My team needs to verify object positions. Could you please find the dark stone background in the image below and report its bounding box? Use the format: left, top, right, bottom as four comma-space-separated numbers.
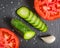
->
0, 0, 60, 48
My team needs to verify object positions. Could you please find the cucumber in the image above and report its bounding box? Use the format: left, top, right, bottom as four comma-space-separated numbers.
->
42, 27, 48, 32
11, 18, 36, 40
36, 21, 43, 28
26, 11, 33, 21
39, 24, 46, 30
17, 7, 30, 18
16, 6, 48, 32
29, 14, 37, 24
32, 18, 40, 26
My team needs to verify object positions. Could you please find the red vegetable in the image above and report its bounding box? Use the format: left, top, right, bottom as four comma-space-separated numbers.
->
34, 0, 60, 20
0, 28, 19, 48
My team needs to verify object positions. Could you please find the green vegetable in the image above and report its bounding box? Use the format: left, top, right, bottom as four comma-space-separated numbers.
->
11, 18, 36, 40
16, 6, 48, 32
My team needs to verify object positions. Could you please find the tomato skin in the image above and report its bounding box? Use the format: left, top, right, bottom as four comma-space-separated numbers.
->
34, 0, 60, 20
0, 28, 20, 48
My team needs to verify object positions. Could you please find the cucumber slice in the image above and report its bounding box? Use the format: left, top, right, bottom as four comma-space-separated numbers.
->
32, 18, 40, 26
39, 24, 46, 30
29, 14, 37, 24
42, 26, 48, 32
26, 11, 33, 21
36, 21, 43, 29
24, 31, 35, 40
17, 7, 30, 18
11, 18, 36, 40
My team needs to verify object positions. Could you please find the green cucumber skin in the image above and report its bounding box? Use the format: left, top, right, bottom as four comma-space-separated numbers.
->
16, 6, 48, 32
11, 19, 35, 39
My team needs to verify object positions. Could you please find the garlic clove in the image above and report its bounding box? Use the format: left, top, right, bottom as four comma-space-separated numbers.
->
41, 35, 56, 44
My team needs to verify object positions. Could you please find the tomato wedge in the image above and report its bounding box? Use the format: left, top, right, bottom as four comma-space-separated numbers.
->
34, 0, 60, 20
0, 28, 19, 48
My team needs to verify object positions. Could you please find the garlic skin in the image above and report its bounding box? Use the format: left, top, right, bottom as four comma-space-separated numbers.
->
41, 35, 56, 44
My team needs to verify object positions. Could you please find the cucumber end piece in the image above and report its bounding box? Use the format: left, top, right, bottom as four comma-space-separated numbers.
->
16, 7, 29, 18
24, 31, 35, 40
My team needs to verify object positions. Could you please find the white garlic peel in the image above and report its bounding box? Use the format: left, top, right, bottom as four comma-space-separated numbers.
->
41, 35, 56, 44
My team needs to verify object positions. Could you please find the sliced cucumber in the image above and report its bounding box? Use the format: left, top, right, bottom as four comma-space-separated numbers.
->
26, 11, 33, 21
39, 24, 46, 30
17, 7, 30, 18
29, 14, 37, 24
24, 31, 35, 39
36, 21, 43, 28
16, 6, 48, 32
42, 26, 48, 32
11, 18, 36, 40
32, 18, 40, 26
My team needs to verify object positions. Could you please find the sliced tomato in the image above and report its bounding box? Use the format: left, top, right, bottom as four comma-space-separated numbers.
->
34, 0, 60, 20
0, 28, 19, 48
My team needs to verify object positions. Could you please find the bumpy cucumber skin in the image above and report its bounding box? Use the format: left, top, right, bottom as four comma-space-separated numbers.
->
11, 19, 35, 40
16, 6, 48, 32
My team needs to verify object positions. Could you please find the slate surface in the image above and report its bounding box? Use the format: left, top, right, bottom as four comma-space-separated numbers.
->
0, 0, 60, 48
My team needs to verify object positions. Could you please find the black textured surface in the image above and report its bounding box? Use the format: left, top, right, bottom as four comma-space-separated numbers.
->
0, 0, 60, 48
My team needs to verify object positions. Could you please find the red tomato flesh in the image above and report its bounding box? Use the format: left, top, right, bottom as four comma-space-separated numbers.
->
34, 0, 60, 20
0, 28, 19, 48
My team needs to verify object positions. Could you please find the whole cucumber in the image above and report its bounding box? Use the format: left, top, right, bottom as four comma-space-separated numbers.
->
11, 18, 36, 40
16, 6, 48, 32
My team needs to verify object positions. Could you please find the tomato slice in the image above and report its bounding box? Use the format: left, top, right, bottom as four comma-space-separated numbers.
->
34, 0, 60, 20
0, 28, 19, 48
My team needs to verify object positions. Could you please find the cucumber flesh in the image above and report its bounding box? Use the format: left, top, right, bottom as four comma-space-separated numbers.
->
29, 14, 37, 24
26, 11, 33, 21
24, 31, 35, 40
42, 26, 48, 32
17, 7, 30, 18
11, 18, 36, 40
32, 18, 40, 26
36, 21, 43, 28
39, 24, 46, 30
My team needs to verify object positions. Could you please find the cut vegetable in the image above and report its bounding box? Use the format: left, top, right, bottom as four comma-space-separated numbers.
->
34, 0, 60, 20
16, 6, 48, 32
32, 18, 40, 26
29, 14, 37, 24
26, 11, 33, 21
17, 6, 30, 19
11, 18, 36, 40
0, 28, 19, 48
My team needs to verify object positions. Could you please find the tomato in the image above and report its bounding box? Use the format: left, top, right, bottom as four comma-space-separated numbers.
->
34, 0, 60, 20
0, 28, 19, 48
